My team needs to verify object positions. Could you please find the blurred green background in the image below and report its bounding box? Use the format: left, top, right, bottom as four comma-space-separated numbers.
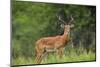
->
12, 1, 96, 65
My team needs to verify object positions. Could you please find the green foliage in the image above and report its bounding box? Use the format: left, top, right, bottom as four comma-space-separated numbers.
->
12, 1, 96, 65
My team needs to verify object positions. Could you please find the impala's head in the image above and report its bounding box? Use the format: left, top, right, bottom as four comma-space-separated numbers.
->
57, 13, 74, 34
58, 14, 74, 27
60, 15, 74, 31
64, 24, 74, 34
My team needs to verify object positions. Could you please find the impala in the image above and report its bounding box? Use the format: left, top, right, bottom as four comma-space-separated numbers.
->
34, 16, 74, 64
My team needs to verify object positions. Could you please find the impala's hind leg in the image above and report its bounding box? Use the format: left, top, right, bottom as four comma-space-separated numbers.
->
35, 49, 44, 64
35, 53, 41, 64
42, 51, 48, 62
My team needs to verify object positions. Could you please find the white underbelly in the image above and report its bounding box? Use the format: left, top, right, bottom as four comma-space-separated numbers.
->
45, 48, 56, 52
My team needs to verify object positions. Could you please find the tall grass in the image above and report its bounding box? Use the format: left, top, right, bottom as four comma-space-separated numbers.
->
12, 49, 95, 65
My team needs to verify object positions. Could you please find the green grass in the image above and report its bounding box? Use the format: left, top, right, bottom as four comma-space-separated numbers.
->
12, 51, 96, 65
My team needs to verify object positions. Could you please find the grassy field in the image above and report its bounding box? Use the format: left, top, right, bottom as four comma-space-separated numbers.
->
12, 49, 95, 65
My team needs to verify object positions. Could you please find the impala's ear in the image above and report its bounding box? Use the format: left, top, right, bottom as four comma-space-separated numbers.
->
60, 24, 64, 28
70, 24, 74, 28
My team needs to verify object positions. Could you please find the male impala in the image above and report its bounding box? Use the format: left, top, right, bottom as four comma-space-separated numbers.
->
34, 16, 74, 64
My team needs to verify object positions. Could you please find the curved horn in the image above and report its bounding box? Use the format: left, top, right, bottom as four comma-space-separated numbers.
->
68, 15, 74, 25
57, 15, 66, 24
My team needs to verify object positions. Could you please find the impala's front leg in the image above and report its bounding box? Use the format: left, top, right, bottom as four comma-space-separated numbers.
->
56, 48, 63, 62
59, 48, 63, 58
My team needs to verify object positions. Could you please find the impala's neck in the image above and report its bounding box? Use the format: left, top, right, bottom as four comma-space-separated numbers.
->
62, 25, 70, 41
